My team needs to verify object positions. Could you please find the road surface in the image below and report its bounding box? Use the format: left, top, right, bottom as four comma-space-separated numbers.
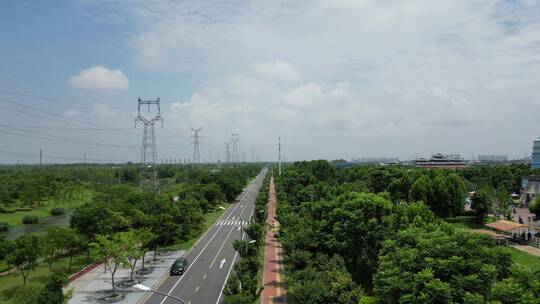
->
144, 168, 267, 304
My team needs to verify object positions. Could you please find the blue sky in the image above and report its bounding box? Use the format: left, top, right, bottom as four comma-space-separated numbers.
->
1, 0, 540, 163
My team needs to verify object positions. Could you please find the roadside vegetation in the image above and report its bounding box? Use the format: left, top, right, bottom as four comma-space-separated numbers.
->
276, 161, 540, 304
0, 163, 260, 303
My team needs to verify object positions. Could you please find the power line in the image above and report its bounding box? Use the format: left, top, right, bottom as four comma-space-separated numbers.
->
0, 97, 107, 129
0, 88, 131, 110
0, 128, 138, 149
0, 149, 131, 162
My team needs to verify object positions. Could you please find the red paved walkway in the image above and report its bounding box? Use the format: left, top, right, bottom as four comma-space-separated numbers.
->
261, 176, 286, 304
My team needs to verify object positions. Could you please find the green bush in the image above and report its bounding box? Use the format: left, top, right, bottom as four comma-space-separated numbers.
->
529, 196, 540, 217
0, 221, 8, 232
0, 206, 16, 213
22, 215, 39, 224
50, 207, 65, 216
15, 207, 33, 211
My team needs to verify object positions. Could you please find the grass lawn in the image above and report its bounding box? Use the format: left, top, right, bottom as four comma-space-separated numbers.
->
0, 190, 93, 227
165, 202, 229, 251
505, 247, 540, 272
0, 253, 91, 304
446, 216, 495, 230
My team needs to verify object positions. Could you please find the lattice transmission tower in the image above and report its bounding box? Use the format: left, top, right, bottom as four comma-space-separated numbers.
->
231, 133, 240, 163
225, 141, 231, 164
190, 127, 203, 164
135, 97, 163, 192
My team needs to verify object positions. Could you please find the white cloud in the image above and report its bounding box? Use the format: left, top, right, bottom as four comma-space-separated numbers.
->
253, 61, 301, 82
92, 103, 119, 118
64, 110, 80, 117
69, 65, 129, 91
80, 0, 540, 160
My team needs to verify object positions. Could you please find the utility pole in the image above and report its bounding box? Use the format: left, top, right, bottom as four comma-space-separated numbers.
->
251, 147, 255, 163
135, 97, 163, 193
39, 149, 42, 166
231, 133, 240, 163
84, 153, 87, 164
278, 137, 282, 176
190, 127, 203, 164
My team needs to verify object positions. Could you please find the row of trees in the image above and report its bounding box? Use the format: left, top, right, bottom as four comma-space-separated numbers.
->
276, 161, 540, 304
90, 228, 153, 292
0, 227, 85, 285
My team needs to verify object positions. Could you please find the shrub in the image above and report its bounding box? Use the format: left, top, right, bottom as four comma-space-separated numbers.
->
0, 221, 8, 232
0, 206, 16, 213
15, 207, 33, 211
22, 215, 39, 224
50, 207, 65, 216
529, 196, 540, 217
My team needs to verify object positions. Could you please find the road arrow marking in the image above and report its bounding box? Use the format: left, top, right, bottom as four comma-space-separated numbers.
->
220, 259, 226, 269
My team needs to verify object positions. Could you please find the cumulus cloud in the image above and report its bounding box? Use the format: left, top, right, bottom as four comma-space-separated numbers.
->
69, 65, 129, 91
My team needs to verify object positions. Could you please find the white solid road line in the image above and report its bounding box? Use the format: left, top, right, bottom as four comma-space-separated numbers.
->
156, 177, 258, 304
216, 251, 239, 304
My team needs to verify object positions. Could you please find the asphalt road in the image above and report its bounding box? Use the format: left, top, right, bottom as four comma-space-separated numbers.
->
144, 168, 267, 304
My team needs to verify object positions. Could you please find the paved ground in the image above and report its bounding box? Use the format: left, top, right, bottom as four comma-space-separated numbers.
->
261, 176, 286, 304
511, 245, 540, 257
68, 250, 184, 304
143, 169, 267, 304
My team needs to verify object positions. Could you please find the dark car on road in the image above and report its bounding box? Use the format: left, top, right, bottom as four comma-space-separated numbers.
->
170, 257, 188, 275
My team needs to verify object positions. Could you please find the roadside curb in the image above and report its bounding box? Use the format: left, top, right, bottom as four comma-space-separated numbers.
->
69, 259, 103, 282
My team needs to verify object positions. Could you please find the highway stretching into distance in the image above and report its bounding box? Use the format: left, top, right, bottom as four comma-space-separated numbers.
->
144, 168, 267, 304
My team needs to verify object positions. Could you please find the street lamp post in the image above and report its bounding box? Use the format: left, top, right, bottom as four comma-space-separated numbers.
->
133, 284, 187, 304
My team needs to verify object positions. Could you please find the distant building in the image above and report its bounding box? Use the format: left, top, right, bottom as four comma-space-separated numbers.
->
354, 157, 399, 164
532, 138, 540, 169
416, 153, 468, 169
478, 155, 508, 163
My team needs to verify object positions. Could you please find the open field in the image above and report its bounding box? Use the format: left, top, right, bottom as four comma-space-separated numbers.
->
506, 247, 540, 272
0, 190, 93, 227
0, 254, 90, 304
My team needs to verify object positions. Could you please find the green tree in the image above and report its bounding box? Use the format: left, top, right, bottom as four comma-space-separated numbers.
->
7, 234, 41, 285
373, 225, 512, 303
12, 286, 41, 304
43, 227, 75, 273
37, 272, 70, 304
90, 234, 127, 292
120, 228, 153, 281
71, 202, 127, 260
409, 175, 431, 204
471, 190, 491, 223
529, 195, 540, 218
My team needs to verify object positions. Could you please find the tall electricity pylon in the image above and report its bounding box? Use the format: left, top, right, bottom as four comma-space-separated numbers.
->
225, 141, 231, 164
190, 127, 203, 164
278, 136, 282, 176
135, 97, 163, 192
231, 133, 240, 163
